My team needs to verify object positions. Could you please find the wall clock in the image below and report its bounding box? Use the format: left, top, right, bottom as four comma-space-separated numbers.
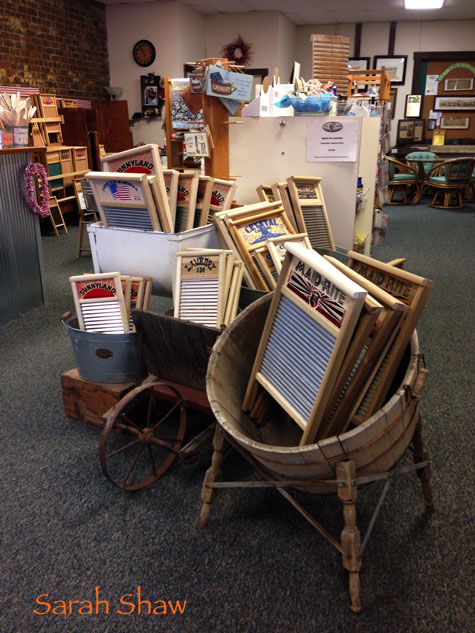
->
133, 40, 156, 67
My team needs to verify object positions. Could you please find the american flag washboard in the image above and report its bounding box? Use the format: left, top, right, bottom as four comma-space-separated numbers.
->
287, 176, 335, 251
347, 250, 434, 421
163, 169, 179, 226
174, 250, 226, 328
243, 242, 367, 446
86, 172, 161, 231
101, 144, 172, 231
175, 172, 199, 232
70, 273, 129, 334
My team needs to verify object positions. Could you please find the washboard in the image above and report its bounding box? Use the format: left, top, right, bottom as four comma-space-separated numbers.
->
227, 205, 295, 291
256, 184, 277, 203
86, 172, 161, 231
163, 169, 179, 226
175, 172, 199, 232
287, 176, 335, 251
70, 273, 129, 334
100, 144, 171, 232
348, 251, 434, 422
208, 178, 237, 221
319, 255, 408, 439
174, 249, 228, 328
243, 242, 367, 445
194, 176, 214, 227
271, 182, 299, 232
266, 233, 312, 274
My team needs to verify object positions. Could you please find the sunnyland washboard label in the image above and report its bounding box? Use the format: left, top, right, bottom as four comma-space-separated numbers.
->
75, 278, 118, 299
108, 150, 155, 174
286, 258, 348, 328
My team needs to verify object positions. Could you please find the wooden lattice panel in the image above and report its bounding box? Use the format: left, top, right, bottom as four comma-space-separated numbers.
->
311, 34, 350, 95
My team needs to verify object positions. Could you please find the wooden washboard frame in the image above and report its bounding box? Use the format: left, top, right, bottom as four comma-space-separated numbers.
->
347, 250, 434, 422
175, 172, 199, 232
195, 176, 214, 227
86, 171, 161, 231
319, 255, 409, 439
266, 233, 312, 273
174, 249, 228, 328
163, 169, 179, 226
256, 184, 277, 203
271, 182, 299, 231
208, 178, 237, 221
101, 143, 172, 231
70, 272, 129, 334
243, 242, 367, 445
287, 176, 335, 251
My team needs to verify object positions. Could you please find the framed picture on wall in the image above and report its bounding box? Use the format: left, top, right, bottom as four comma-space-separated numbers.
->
397, 119, 414, 143
434, 96, 475, 111
428, 118, 437, 131
389, 87, 397, 119
444, 78, 474, 91
374, 55, 407, 85
405, 94, 422, 118
440, 116, 470, 129
413, 120, 425, 142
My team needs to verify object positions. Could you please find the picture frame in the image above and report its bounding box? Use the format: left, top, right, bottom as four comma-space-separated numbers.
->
397, 119, 414, 143
413, 120, 425, 142
405, 94, 422, 118
389, 87, 397, 119
432, 130, 446, 146
348, 57, 371, 90
440, 116, 470, 130
374, 55, 407, 86
428, 119, 437, 131
434, 96, 475, 111
444, 78, 473, 92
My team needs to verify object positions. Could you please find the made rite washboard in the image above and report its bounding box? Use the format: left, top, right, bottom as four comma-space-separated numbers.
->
243, 242, 367, 446
70, 272, 129, 334
287, 176, 335, 251
86, 171, 161, 231
347, 250, 434, 422
101, 144, 172, 231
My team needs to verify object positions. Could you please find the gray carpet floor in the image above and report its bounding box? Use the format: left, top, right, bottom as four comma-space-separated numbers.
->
1, 201, 474, 633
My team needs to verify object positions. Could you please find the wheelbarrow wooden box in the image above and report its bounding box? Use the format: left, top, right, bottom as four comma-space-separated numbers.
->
61, 368, 135, 429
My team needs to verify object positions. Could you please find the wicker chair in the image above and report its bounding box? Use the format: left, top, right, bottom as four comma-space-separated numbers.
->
385, 156, 418, 205
422, 157, 474, 209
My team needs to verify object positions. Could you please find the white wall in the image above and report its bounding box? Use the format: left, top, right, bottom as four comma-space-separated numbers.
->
106, 1, 205, 146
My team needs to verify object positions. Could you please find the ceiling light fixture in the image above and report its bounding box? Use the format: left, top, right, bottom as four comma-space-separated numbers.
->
405, 0, 444, 9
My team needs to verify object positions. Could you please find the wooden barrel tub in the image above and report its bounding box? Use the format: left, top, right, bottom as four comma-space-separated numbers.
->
206, 292, 426, 495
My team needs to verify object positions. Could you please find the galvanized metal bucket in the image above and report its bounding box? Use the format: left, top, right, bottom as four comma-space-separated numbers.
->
63, 316, 137, 383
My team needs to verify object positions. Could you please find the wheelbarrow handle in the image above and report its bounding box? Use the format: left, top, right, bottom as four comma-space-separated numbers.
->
60, 311, 73, 327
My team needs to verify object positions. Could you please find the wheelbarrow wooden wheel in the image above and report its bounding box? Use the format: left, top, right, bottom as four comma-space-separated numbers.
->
99, 381, 186, 491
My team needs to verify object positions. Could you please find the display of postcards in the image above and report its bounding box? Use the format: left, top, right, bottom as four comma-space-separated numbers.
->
243, 242, 367, 446
286, 176, 335, 251
86, 171, 161, 231
70, 272, 129, 334
175, 172, 199, 232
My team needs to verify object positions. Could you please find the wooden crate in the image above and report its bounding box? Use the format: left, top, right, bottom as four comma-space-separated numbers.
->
61, 368, 135, 429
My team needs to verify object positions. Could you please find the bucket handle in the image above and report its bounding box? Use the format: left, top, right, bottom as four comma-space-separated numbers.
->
60, 310, 73, 330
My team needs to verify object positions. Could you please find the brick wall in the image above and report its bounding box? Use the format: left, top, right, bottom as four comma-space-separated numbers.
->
0, 0, 110, 100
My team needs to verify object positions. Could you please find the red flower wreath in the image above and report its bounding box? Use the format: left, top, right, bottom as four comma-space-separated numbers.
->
221, 35, 253, 66
24, 162, 50, 218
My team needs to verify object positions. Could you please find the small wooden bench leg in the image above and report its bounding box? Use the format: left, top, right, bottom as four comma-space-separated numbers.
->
336, 460, 363, 613
412, 418, 434, 509
200, 424, 227, 527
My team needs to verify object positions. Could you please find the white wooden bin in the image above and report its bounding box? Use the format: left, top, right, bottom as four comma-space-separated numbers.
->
88, 223, 219, 297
